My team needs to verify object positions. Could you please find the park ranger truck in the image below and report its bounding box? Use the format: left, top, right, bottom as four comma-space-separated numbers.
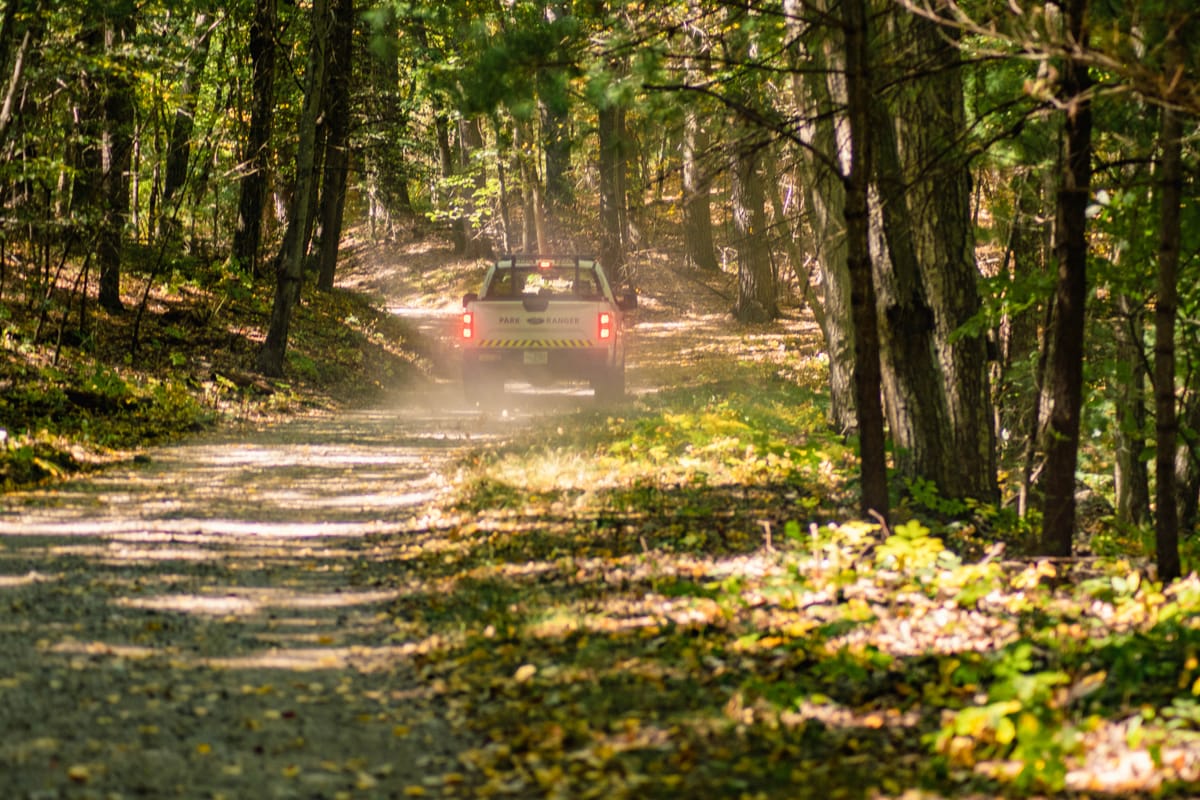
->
460, 255, 637, 403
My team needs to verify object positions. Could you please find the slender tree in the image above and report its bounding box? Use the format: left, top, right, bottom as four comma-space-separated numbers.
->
597, 100, 628, 277
870, 89, 956, 496
316, 0, 353, 292
785, 0, 858, 434
160, 8, 215, 242
92, 8, 137, 313
1154, 14, 1185, 583
730, 136, 777, 322
897, 9, 996, 502
1040, 0, 1093, 557
681, 4, 719, 272
257, 0, 331, 377
842, 0, 889, 519
233, 0, 277, 278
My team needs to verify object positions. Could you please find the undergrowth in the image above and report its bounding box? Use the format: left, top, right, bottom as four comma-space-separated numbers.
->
0, 254, 426, 490
437, 359, 1200, 797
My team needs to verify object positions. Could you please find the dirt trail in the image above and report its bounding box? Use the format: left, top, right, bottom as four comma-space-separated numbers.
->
0, 383, 535, 798
0, 241, 813, 798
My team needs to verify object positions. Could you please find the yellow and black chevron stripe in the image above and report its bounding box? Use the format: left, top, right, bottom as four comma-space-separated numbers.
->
476, 338, 592, 348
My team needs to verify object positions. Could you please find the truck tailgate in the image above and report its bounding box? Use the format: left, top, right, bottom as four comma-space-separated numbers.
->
474, 301, 601, 348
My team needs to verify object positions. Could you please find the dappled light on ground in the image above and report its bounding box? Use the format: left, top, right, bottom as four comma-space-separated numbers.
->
4, 265, 1200, 797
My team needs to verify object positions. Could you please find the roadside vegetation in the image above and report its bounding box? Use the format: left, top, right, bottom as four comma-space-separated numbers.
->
0, 244, 427, 490
400, 347, 1200, 797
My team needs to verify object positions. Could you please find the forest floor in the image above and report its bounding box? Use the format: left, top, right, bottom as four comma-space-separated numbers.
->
3, 233, 1200, 798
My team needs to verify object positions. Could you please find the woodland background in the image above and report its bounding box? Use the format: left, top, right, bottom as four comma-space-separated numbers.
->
0, 0, 1198, 573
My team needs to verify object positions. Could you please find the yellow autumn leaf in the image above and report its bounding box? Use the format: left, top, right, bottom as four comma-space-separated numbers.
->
514, 663, 537, 683
67, 764, 91, 783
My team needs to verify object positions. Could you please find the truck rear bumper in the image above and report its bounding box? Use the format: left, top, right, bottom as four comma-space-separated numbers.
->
463, 347, 613, 383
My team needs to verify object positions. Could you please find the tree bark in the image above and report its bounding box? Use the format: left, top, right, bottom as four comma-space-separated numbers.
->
1040, 0, 1092, 557
898, 12, 997, 502
785, 0, 857, 434
455, 118, 492, 259
1154, 18, 1184, 583
870, 100, 955, 496
256, 0, 330, 377
433, 111, 469, 254
999, 173, 1052, 518
598, 102, 627, 280
842, 0, 888, 520
730, 139, 777, 323
513, 116, 546, 253
681, 9, 719, 273
767, 171, 825, 331
97, 13, 137, 313
234, 0, 277, 278
316, 0, 353, 292
1113, 292, 1150, 525
682, 105, 719, 272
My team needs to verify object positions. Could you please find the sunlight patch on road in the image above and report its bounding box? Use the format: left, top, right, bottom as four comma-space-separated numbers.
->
0, 571, 58, 588
12, 519, 396, 540
116, 587, 401, 617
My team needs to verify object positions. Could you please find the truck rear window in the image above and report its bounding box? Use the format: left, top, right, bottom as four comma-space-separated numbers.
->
483, 265, 603, 300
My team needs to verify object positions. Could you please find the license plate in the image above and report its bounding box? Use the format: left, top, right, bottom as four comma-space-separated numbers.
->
524, 350, 548, 365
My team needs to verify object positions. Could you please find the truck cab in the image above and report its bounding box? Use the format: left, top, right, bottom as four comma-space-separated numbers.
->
460, 255, 636, 403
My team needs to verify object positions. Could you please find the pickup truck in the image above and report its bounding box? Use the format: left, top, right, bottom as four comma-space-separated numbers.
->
460, 255, 637, 403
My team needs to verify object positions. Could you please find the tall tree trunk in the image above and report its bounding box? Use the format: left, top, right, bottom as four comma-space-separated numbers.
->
785, 0, 857, 434
598, 102, 627, 280
1113, 292, 1150, 525
842, 0, 888, 520
767, 172, 825, 330
681, 105, 718, 272
316, 0, 353, 292
513, 116, 546, 253
681, 7, 719, 273
1154, 18, 1184, 583
1040, 0, 1092, 557
493, 117, 514, 252
1000, 173, 1052, 518
160, 9, 214, 243
234, 0, 276, 278
1174, 397, 1200, 534
540, 0, 572, 211
899, 12, 997, 502
461, 118, 493, 258
97, 14, 136, 313
730, 139, 777, 323
256, 0, 330, 377
870, 100, 955, 496
434, 112, 466, 253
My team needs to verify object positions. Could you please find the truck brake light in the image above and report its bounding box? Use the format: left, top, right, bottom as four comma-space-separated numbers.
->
598, 311, 613, 341
462, 311, 475, 340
